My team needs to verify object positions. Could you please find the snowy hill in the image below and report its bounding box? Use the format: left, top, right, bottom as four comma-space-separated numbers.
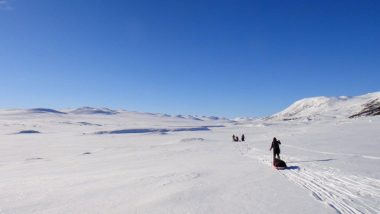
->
269, 92, 380, 121
69, 107, 119, 115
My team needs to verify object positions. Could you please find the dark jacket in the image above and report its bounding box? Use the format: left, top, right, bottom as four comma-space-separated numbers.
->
270, 139, 281, 153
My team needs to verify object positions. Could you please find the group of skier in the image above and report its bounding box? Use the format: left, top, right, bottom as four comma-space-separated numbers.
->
232, 134, 245, 142
231, 134, 286, 169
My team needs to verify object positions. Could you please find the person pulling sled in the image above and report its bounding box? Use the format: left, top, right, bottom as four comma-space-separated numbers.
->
270, 137, 281, 161
270, 137, 287, 169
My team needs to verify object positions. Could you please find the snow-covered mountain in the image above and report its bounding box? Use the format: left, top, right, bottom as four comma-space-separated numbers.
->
69, 107, 119, 115
269, 92, 380, 121
0, 107, 230, 122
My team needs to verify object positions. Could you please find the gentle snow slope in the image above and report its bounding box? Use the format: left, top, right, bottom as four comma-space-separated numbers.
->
0, 107, 379, 214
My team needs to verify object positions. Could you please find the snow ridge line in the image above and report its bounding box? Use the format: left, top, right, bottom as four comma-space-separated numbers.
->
233, 141, 380, 214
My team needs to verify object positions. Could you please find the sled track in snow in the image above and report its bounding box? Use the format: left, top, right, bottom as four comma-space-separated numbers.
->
283, 167, 380, 214
283, 144, 380, 161
234, 141, 380, 214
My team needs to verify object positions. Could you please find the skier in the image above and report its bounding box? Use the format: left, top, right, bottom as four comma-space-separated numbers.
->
269, 137, 281, 161
232, 135, 236, 142
241, 134, 245, 142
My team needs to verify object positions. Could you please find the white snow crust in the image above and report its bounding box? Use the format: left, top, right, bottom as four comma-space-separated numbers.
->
1, 94, 379, 214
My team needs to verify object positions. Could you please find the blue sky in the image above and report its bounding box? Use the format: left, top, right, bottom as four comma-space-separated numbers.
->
0, 0, 379, 117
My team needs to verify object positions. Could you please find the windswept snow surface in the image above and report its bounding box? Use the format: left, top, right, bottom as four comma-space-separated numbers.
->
0, 108, 379, 214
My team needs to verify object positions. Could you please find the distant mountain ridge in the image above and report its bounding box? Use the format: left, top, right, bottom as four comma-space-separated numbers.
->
2, 92, 379, 121
69, 107, 118, 115
270, 92, 380, 121
28, 108, 66, 114
0, 107, 229, 122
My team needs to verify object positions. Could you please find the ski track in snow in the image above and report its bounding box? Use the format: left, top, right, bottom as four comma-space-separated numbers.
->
233, 140, 380, 214
283, 144, 380, 161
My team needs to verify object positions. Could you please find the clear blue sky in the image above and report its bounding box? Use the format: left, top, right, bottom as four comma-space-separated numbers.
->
0, 0, 379, 117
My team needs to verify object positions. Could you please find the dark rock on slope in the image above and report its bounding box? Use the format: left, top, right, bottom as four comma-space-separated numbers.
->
29, 108, 66, 114
349, 99, 380, 118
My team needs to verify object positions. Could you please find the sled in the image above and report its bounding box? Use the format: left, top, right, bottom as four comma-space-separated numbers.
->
273, 158, 287, 170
